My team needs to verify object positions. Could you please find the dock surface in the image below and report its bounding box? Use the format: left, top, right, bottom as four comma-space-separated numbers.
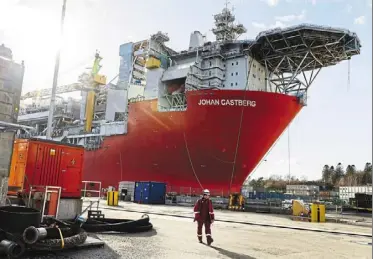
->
25, 202, 372, 258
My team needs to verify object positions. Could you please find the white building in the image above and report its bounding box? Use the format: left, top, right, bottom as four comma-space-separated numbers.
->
286, 185, 319, 196
339, 186, 372, 202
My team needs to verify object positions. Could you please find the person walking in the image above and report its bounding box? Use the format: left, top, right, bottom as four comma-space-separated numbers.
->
193, 189, 215, 245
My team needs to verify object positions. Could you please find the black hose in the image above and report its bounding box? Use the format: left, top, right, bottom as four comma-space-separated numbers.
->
0, 239, 25, 258
1, 213, 153, 256
0, 213, 90, 256
29, 228, 87, 251
43, 217, 72, 228
22, 227, 48, 244
72, 214, 153, 233
22, 227, 76, 245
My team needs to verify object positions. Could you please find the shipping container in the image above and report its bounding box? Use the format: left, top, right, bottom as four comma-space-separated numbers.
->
319, 191, 330, 197
145, 57, 161, 69
134, 181, 166, 204
118, 181, 135, 201
8, 138, 84, 198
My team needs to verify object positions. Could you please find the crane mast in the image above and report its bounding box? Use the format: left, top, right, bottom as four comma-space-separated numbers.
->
84, 52, 107, 133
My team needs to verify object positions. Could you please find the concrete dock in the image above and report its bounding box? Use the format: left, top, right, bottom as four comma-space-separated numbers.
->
25, 201, 371, 259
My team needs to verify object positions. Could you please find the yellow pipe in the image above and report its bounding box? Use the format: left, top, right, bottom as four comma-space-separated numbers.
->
84, 52, 104, 133
85, 90, 96, 132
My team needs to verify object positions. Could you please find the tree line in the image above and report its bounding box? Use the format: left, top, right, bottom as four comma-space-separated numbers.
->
248, 162, 372, 191
322, 162, 372, 187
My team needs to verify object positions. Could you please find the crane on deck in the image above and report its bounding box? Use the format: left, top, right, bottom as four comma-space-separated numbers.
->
21, 52, 107, 133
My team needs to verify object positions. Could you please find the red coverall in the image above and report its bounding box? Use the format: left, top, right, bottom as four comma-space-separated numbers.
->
193, 198, 215, 243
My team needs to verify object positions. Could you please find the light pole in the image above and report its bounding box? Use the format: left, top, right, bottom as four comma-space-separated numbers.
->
46, 0, 67, 139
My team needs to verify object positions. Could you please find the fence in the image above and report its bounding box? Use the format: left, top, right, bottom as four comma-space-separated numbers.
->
165, 189, 371, 213
81, 181, 102, 199
166, 186, 231, 197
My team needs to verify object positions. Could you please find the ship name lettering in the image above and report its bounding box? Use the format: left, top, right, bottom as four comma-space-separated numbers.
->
198, 99, 220, 106
198, 99, 256, 107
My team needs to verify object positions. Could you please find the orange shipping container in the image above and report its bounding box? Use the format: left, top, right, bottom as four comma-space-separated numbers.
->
8, 139, 84, 198
319, 191, 330, 197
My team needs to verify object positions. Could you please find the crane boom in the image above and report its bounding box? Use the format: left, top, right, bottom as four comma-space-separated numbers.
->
21, 83, 84, 100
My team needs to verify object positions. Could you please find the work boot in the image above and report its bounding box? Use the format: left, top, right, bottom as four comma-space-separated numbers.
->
198, 236, 203, 243
207, 235, 213, 246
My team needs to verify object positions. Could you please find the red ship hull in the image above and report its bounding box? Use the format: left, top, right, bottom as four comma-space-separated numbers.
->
82, 90, 302, 195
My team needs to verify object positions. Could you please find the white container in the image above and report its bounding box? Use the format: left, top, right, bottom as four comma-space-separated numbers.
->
119, 181, 135, 201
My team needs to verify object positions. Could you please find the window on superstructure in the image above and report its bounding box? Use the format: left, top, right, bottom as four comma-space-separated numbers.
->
236, 61, 238, 65
235, 82, 238, 86
209, 61, 212, 67
114, 112, 126, 121
253, 74, 256, 78
236, 72, 238, 76
232, 62, 234, 66
231, 73, 233, 76
231, 83, 233, 86
209, 71, 212, 76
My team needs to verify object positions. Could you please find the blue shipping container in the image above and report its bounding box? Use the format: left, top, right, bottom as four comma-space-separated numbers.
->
134, 181, 166, 204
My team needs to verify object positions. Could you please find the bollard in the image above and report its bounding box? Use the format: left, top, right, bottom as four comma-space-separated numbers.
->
311, 203, 325, 223
107, 191, 119, 206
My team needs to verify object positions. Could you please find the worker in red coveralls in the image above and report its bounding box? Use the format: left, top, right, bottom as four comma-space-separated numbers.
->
193, 189, 214, 245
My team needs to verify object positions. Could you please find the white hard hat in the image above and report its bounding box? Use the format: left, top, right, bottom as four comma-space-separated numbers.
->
203, 189, 210, 195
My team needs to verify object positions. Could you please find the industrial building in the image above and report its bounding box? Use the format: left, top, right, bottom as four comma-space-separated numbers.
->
286, 185, 320, 196
0, 44, 24, 123
0, 44, 25, 205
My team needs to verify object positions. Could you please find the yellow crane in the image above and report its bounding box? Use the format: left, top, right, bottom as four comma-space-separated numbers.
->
20, 52, 107, 133
84, 52, 107, 133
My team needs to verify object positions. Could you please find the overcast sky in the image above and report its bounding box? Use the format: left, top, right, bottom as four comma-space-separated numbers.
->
0, 0, 371, 180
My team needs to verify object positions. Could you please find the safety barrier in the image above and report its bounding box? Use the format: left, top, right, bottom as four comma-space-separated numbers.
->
81, 181, 102, 213
27, 185, 62, 221
81, 181, 102, 199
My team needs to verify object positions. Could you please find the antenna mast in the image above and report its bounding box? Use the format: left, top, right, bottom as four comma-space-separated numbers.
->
212, 1, 247, 41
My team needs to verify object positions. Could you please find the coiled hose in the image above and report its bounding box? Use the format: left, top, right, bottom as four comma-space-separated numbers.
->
28, 227, 87, 251
0, 219, 87, 258
23, 226, 77, 244
66, 214, 153, 233
24, 219, 88, 251
1, 214, 153, 257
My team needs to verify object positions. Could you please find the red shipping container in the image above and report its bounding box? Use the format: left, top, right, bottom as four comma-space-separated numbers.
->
8, 138, 84, 198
